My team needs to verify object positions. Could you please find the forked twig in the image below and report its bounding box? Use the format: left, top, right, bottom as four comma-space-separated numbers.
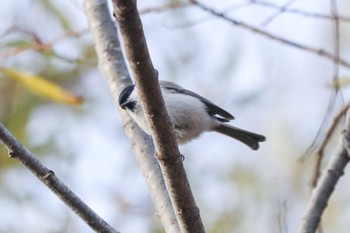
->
190, 0, 350, 69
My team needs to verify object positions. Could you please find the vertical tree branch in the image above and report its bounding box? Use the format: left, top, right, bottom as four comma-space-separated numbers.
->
310, 0, 343, 189
0, 124, 119, 233
83, 0, 181, 232
298, 3, 346, 232
112, 0, 205, 232
330, 0, 341, 91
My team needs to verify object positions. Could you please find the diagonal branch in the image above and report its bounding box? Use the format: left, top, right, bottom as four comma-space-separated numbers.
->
299, 3, 345, 232
308, 0, 343, 188
0, 123, 118, 233
112, 0, 205, 232
311, 102, 350, 188
251, 0, 350, 22
298, 114, 350, 233
83, 0, 181, 232
190, 0, 350, 69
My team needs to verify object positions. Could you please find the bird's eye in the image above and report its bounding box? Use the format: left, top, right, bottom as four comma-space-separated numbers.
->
121, 101, 136, 111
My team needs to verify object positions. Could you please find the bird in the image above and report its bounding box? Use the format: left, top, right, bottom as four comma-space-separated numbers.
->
118, 81, 266, 150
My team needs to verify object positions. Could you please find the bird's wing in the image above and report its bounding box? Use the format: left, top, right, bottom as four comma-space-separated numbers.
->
160, 81, 234, 121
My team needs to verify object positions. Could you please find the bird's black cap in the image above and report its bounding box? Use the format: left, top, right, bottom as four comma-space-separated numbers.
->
118, 85, 135, 109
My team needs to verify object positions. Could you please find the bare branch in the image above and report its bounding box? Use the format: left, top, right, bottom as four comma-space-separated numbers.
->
300, 92, 340, 163
139, 2, 190, 14
330, 0, 341, 89
112, 0, 205, 232
83, 0, 181, 232
191, 0, 350, 69
298, 115, 350, 233
0, 123, 119, 233
311, 103, 350, 187
296, 2, 350, 232
260, 0, 297, 27
0, 27, 89, 59
251, 0, 350, 22
308, 0, 344, 188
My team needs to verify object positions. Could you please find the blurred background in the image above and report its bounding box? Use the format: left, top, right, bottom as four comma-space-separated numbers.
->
1, 0, 350, 232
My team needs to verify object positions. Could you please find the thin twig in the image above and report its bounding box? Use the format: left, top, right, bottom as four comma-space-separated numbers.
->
314, 5, 341, 233
190, 0, 350, 69
300, 91, 339, 163
311, 103, 350, 187
167, 2, 255, 29
330, 0, 341, 89
0, 27, 89, 57
260, 0, 297, 27
251, 0, 350, 22
302, 2, 347, 223
0, 123, 118, 233
277, 200, 289, 233
301, 4, 343, 232
139, 2, 190, 14
310, 0, 344, 188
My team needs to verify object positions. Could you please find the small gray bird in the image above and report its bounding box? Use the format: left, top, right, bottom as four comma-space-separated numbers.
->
118, 81, 265, 150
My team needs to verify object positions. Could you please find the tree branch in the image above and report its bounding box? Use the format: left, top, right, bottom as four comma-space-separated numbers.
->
83, 0, 181, 232
298, 116, 350, 233
251, 0, 350, 22
0, 123, 118, 233
311, 103, 350, 188
190, 0, 350, 69
112, 0, 205, 232
299, 4, 345, 232
260, 0, 297, 27
139, 2, 190, 15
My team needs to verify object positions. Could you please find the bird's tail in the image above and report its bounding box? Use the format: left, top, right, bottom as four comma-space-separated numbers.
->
215, 124, 266, 150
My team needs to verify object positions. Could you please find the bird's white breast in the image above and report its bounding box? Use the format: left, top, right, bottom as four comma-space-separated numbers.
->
163, 91, 216, 143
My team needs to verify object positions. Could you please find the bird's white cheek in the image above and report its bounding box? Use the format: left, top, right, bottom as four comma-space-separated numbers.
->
127, 109, 151, 135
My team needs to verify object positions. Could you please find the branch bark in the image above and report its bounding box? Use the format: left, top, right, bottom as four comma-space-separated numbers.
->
112, 0, 205, 232
83, 0, 181, 232
0, 123, 118, 233
298, 117, 350, 233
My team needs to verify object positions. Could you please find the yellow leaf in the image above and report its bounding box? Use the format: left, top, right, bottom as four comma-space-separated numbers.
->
0, 67, 83, 105
328, 77, 350, 89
